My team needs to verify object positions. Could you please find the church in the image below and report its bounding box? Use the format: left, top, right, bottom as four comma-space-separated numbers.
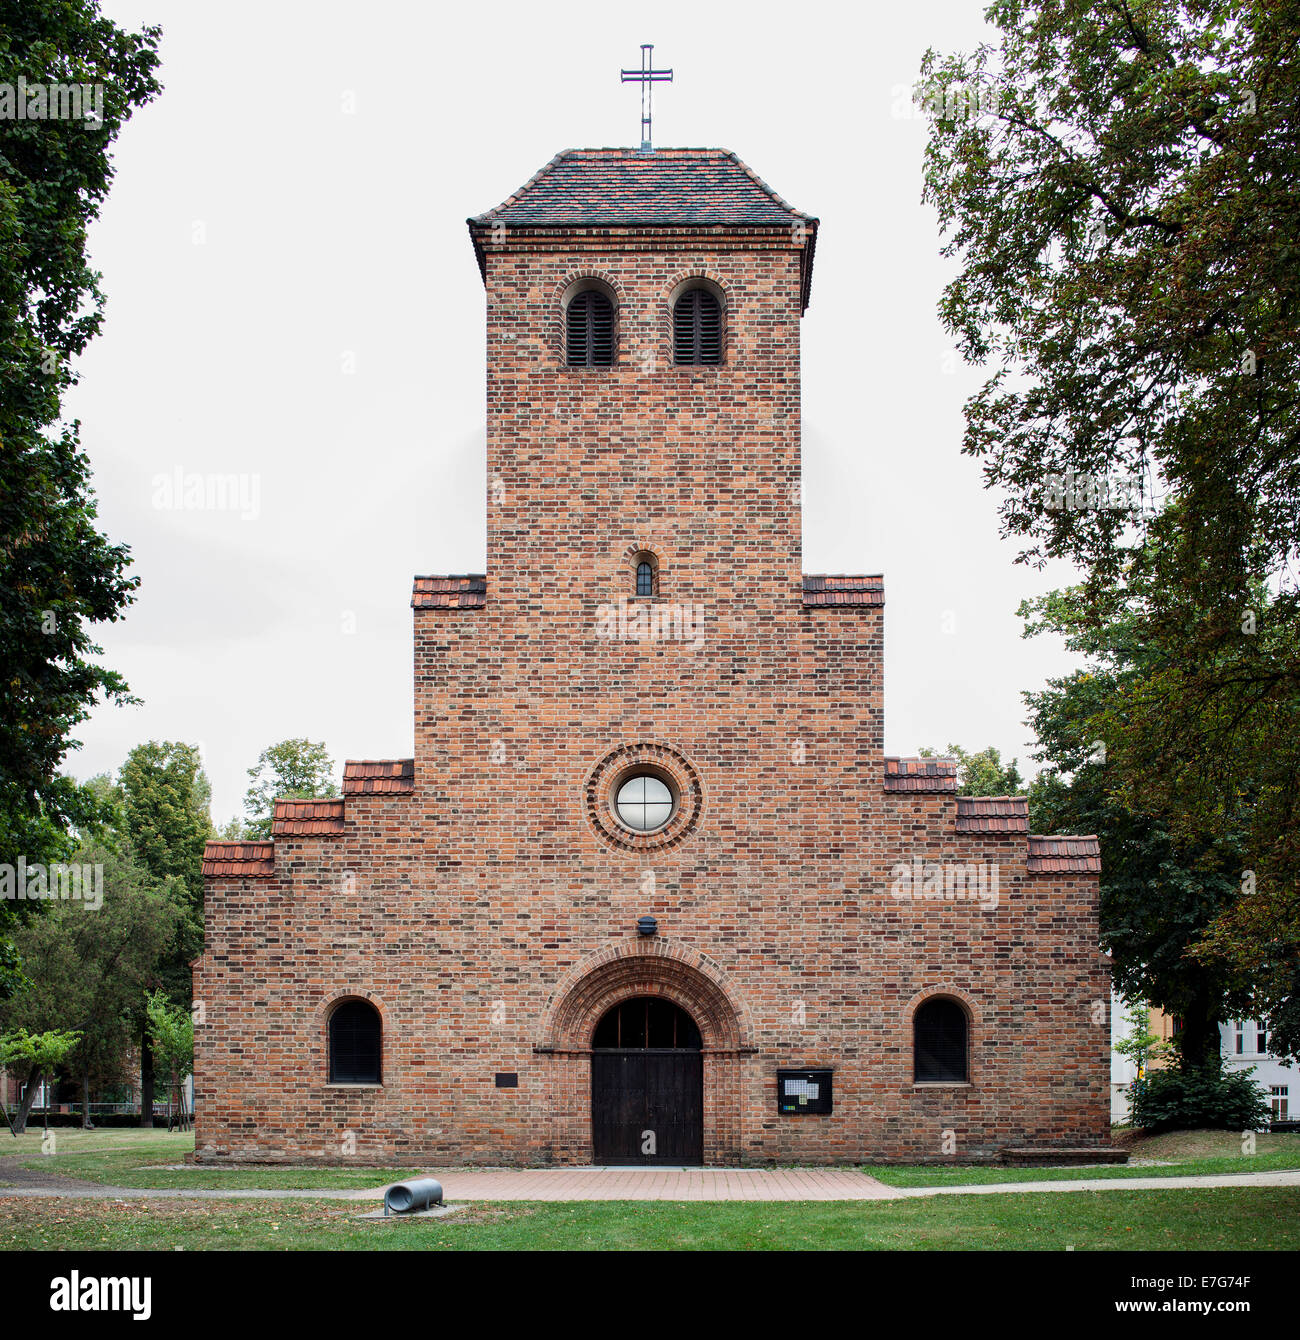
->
193, 129, 1110, 1166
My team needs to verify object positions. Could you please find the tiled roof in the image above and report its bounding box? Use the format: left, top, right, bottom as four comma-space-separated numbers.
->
884, 757, 958, 792
470, 148, 813, 229
344, 759, 415, 795
412, 575, 486, 610
202, 841, 274, 879
467, 148, 819, 310
803, 575, 885, 609
1027, 834, 1101, 873
272, 798, 345, 837
955, 796, 1030, 834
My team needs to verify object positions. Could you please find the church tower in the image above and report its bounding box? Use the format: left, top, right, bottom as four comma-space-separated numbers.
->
195, 140, 1110, 1168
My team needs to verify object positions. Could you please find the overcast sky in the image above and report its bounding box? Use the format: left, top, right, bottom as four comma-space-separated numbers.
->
67, 0, 1084, 826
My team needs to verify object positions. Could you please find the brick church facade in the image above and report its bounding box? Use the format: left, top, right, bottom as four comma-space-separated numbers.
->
194, 148, 1111, 1165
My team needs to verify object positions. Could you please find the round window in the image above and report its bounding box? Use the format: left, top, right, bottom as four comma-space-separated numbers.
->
614, 773, 675, 832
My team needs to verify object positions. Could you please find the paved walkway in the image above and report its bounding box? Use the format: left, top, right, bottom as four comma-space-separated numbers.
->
2, 1160, 1299, 1203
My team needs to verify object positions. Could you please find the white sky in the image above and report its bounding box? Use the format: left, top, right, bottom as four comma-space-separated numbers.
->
67, 0, 1083, 826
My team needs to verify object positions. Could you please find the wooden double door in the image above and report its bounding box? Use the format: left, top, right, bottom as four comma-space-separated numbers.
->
590, 996, 704, 1166
591, 1048, 704, 1166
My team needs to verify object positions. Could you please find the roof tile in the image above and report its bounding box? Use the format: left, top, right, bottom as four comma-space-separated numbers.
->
412, 575, 486, 610
470, 148, 813, 229
202, 841, 274, 879
343, 759, 416, 795
803, 575, 885, 609
272, 798, 345, 837
1027, 834, 1101, 873
884, 757, 958, 793
955, 796, 1029, 834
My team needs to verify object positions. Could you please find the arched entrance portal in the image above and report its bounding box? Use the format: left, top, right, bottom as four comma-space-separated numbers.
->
591, 997, 703, 1165
538, 941, 753, 1165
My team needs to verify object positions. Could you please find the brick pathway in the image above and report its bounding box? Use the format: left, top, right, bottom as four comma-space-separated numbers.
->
3, 1160, 1299, 1203
430, 1166, 895, 1201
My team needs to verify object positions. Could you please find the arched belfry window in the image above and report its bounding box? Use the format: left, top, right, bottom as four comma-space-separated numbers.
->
566, 289, 615, 367
913, 997, 969, 1083
329, 998, 382, 1084
673, 287, 722, 366
634, 551, 658, 597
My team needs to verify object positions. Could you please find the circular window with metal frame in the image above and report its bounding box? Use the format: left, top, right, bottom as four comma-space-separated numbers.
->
586, 744, 703, 852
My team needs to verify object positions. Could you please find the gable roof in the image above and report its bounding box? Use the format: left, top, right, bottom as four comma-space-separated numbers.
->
467, 148, 818, 309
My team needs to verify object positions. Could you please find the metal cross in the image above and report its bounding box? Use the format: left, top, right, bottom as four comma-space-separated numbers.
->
621, 44, 673, 151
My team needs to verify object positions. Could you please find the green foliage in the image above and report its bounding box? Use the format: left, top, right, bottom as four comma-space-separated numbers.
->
118, 742, 211, 908
242, 738, 337, 839
1020, 571, 1254, 1065
144, 989, 193, 1083
1129, 1056, 1270, 1134
1114, 999, 1170, 1076
0, 1, 162, 991
919, 743, 1023, 795
922, 2, 1300, 1058
0, 1025, 82, 1071
0, 839, 182, 1131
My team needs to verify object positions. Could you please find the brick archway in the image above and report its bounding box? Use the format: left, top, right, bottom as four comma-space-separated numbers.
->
537, 940, 753, 1164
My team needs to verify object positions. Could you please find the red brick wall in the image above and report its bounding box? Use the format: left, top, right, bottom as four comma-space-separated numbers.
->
193, 225, 1111, 1165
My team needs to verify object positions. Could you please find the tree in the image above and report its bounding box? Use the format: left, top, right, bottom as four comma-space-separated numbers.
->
1021, 576, 1254, 1068
118, 742, 211, 907
0, 1, 162, 991
1114, 998, 1169, 1082
145, 989, 193, 1127
919, 743, 1024, 795
0, 840, 180, 1133
114, 742, 210, 1124
242, 739, 337, 839
0, 1027, 80, 1135
921, 2, 1300, 1048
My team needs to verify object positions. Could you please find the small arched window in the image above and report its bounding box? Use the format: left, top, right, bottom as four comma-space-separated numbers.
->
329, 998, 382, 1084
914, 997, 968, 1083
567, 289, 615, 367
673, 287, 722, 366
636, 560, 655, 597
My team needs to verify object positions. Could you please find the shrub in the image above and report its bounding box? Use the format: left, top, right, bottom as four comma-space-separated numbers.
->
1129, 1056, 1271, 1133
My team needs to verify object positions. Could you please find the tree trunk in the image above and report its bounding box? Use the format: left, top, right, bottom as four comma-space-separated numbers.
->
1177, 994, 1223, 1070
139, 1020, 154, 1127
81, 1070, 93, 1130
11, 1063, 42, 1136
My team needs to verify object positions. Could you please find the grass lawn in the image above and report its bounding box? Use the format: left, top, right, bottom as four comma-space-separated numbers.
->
1, 1186, 1296, 1250
864, 1129, 1300, 1186
9, 1126, 1300, 1192
4, 1129, 426, 1189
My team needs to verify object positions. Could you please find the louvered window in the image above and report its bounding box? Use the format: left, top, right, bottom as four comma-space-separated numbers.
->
914, 998, 968, 1082
673, 288, 722, 365
329, 999, 382, 1084
636, 560, 655, 596
566, 290, 615, 367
